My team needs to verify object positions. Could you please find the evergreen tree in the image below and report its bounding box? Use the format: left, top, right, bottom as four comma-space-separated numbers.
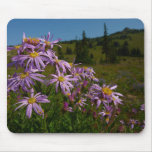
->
66, 47, 73, 54
102, 23, 110, 63
57, 47, 64, 59
75, 31, 92, 64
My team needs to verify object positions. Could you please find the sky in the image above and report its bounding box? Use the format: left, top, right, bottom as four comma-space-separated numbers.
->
7, 19, 144, 46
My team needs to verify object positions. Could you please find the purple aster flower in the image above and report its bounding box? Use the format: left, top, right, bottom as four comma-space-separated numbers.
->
89, 84, 123, 108
8, 70, 45, 91
63, 102, 73, 112
112, 95, 123, 106
129, 119, 138, 129
15, 88, 50, 118
99, 105, 113, 124
101, 84, 123, 98
132, 108, 137, 114
41, 32, 61, 49
52, 56, 71, 73
76, 98, 87, 108
13, 50, 49, 70
83, 66, 95, 75
7, 45, 23, 55
140, 104, 145, 111
49, 67, 77, 94
91, 76, 99, 82
67, 91, 76, 102
22, 32, 41, 47
71, 67, 85, 80
120, 120, 125, 125
83, 66, 98, 81
8, 55, 25, 69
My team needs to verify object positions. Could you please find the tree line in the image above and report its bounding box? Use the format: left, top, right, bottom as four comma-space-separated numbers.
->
59, 24, 143, 64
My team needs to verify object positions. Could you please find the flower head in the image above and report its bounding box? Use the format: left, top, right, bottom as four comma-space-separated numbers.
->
15, 88, 50, 118
129, 119, 138, 129
8, 70, 45, 91
63, 102, 73, 112
49, 67, 77, 94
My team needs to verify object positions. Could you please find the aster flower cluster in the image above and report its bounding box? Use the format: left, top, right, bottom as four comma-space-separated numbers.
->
8, 32, 124, 125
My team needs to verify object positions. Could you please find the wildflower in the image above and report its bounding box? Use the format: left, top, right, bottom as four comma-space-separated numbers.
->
132, 108, 137, 114
76, 98, 87, 108
112, 96, 123, 106
8, 70, 45, 91
140, 104, 145, 111
49, 67, 77, 94
67, 92, 75, 102
7, 45, 23, 54
99, 105, 113, 124
41, 32, 61, 49
63, 102, 73, 112
14, 50, 49, 70
120, 120, 125, 125
22, 32, 40, 47
71, 67, 85, 80
51, 56, 71, 73
15, 88, 50, 118
129, 119, 138, 129
89, 84, 123, 107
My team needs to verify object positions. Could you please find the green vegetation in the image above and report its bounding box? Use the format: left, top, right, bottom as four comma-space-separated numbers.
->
7, 27, 144, 133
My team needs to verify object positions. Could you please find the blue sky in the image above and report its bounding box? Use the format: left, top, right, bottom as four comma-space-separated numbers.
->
7, 19, 144, 46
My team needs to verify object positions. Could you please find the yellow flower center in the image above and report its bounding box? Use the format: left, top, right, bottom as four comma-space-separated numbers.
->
66, 93, 71, 96
105, 111, 110, 115
58, 76, 65, 82
112, 97, 115, 101
15, 45, 21, 49
75, 73, 79, 76
24, 37, 40, 45
45, 40, 51, 46
102, 87, 112, 96
69, 63, 73, 67
55, 59, 61, 64
30, 52, 39, 58
28, 97, 36, 104
84, 66, 88, 70
23, 38, 28, 42
78, 100, 82, 103
20, 72, 29, 79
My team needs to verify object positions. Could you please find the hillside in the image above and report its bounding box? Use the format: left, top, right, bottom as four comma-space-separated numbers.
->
52, 28, 144, 64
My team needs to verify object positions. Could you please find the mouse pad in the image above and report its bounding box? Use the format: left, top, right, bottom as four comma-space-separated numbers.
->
7, 19, 144, 133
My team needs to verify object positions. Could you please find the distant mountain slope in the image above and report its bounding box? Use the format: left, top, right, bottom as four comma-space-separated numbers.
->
61, 28, 144, 55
